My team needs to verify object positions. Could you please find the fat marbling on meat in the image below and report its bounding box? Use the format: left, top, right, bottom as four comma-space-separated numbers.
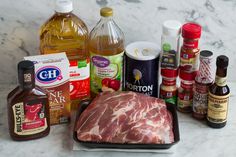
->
76, 91, 174, 144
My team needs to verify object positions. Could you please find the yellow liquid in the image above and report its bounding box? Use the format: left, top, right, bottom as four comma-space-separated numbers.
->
89, 35, 124, 98
40, 12, 89, 110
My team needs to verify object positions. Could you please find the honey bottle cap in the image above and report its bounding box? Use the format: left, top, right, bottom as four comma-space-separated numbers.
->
55, 0, 73, 13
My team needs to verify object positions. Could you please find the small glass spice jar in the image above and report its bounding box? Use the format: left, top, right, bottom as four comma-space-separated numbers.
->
160, 68, 178, 106
177, 70, 196, 113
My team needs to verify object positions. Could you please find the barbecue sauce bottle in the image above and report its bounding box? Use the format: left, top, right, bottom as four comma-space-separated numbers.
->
207, 55, 230, 128
7, 61, 50, 141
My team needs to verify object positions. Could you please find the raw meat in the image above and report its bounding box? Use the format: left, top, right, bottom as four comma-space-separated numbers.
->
76, 91, 174, 144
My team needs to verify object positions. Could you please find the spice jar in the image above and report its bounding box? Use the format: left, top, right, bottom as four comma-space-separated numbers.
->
160, 68, 178, 106
192, 50, 214, 120
160, 20, 182, 69
180, 23, 201, 74
177, 70, 196, 113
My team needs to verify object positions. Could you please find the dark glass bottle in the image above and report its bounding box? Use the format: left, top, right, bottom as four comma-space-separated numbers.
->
7, 61, 50, 141
207, 55, 230, 128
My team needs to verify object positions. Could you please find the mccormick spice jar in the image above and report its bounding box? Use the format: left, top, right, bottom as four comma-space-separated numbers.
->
177, 70, 195, 113
7, 61, 50, 141
180, 23, 201, 74
125, 41, 160, 97
160, 68, 178, 106
192, 50, 214, 120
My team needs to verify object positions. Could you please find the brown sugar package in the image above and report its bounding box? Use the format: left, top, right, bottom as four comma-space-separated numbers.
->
24, 53, 70, 125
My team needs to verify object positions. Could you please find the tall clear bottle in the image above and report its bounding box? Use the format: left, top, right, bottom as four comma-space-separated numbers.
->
40, 0, 89, 110
89, 7, 125, 97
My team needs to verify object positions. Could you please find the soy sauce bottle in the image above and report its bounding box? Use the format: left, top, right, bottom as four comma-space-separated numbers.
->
7, 61, 50, 140
207, 55, 230, 128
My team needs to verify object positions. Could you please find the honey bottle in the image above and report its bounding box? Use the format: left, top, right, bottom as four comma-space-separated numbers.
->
40, 0, 89, 110
7, 61, 50, 141
89, 7, 125, 97
207, 55, 230, 128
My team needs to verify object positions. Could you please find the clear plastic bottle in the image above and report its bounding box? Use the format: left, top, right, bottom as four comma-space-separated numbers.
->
160, 20, 182, 69
89, 7, 125, 97
40, 0, 89, 110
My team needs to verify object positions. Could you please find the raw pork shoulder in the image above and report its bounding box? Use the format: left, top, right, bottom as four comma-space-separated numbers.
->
76, 91, 174, 144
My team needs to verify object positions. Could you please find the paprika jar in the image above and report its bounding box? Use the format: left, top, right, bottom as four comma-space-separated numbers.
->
177, 70, 196, 113
160, 68, 178, 106
180, 23, 201, 74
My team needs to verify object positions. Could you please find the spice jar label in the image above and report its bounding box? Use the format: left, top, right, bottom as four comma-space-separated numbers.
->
12, 101, 48, 135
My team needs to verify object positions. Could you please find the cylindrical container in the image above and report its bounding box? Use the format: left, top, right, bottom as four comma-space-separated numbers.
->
160, 20, 182, 69
160, 68, 178, 106
125, 41, 160, 97
180, 23, 201, 74
193, 50, 214, 120
177, 70, 195, 113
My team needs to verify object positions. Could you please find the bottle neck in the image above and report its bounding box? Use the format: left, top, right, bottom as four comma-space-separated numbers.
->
215, 67, 227, 86
55, 11, 72, 16
100, 16, 113, 22
19, 70, 35, 90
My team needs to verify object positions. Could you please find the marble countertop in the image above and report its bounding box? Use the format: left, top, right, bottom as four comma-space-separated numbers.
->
1, 83, 236, 157
1, 0, 236, 156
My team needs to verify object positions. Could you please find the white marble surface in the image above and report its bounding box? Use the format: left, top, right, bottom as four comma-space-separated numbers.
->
1, 0, 236, 157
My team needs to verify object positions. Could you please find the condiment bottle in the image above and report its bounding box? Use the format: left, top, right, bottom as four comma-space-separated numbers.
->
207, 55, 230, 128
180, 23, 201, 75
160, 68, 178, 106
177, 70, 195, 113
192, 50, 214, 120
40, 0, 89, 110
7, 61, 50, 141
89, 7, 125, 97
160, 20, 182, 69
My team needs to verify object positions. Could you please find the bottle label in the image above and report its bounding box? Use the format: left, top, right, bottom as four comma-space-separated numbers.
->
160, 42, 178, 69
12, 102, 47, 135
192, 83, 209, 115
90, 52, 124, 94
215, 76, 227, 87
178, 92, 193, 108
207, 92, 230, 123
160, 88, 177, 105
69, 59, 90, 100
180, 50, 199, 72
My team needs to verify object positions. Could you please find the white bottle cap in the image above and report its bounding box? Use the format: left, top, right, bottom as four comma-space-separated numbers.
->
55, 0, 73, 13
162, 20, 182, 37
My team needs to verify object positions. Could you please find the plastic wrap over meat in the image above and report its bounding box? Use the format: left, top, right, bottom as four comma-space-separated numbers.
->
76, 91, 174, 144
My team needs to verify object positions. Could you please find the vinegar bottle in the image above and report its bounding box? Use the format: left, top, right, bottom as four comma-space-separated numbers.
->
40, 0, 89, 110
89, 7, 125, 97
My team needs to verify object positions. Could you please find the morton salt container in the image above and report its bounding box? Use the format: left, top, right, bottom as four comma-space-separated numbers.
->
125, 41, 160, 97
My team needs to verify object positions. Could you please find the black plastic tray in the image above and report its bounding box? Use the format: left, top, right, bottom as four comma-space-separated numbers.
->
73, 100, 180, 149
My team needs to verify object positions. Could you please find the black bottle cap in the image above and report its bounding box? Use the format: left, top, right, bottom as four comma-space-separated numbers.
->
200, 50, 213, 57
216, 55, 229, 68
18, 60, 35, 89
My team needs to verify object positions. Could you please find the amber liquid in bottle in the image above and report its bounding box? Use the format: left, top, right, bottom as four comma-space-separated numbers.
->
40, 0, 89, 110
7, 61, 50, 141
207, 55, 230, 128
89, 7, 125, 98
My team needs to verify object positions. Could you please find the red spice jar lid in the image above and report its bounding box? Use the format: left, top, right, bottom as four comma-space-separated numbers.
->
179, 70, 197, 81
182, 23, 202, 39
161, 68, 178, 78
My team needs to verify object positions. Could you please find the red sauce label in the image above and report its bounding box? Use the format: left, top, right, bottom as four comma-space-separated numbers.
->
12, 101, 47, 135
